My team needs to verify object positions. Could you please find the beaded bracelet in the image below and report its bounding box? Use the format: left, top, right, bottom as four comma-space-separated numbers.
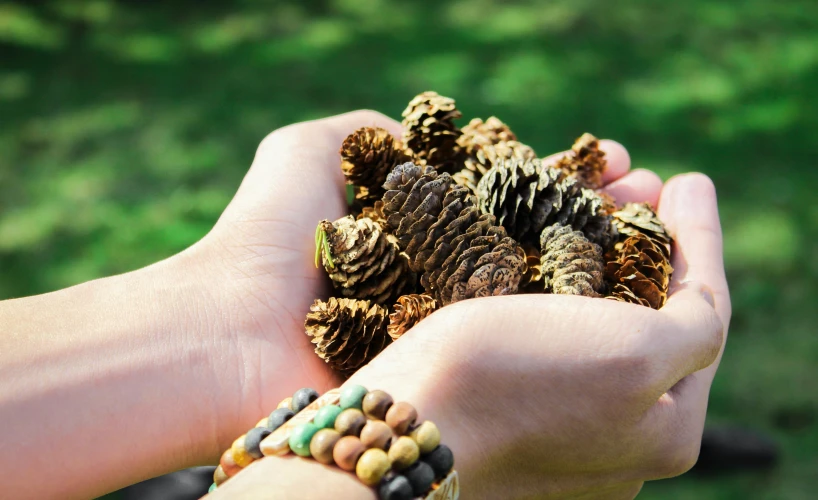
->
209, 385, 459, 500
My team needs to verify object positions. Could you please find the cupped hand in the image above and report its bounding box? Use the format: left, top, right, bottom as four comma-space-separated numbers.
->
346, 159, 730, 498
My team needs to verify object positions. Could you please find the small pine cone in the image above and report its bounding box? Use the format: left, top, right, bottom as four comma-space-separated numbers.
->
305, 298, 391, 377
387, 294, 438, 340
401, 92, 463, 173
553, 133, 607, 189
341, 127, 410, 203
613, 203, 672, 257
456, 140, 537, 193
358, 200, 387, 227
552, 178, 619, 250
605, 233, 673, 309
317, 216, 415, 304
476, 158, 563, 245
381, 162, 527, 305
461, 117, 518, 145
539, 224, 605, 296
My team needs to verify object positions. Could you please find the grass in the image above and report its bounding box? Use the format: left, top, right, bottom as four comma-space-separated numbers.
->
1, 0, 817, 498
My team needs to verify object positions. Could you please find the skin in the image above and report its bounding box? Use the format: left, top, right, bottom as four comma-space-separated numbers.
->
0, 111, 729, 499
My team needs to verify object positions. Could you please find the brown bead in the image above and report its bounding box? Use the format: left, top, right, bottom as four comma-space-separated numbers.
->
385, 402, 418, 435
278, 397, 293, 410
362, 390, 394, 420
333, 435, 367, 471
213, 465, 229, 486
335, 408, 367, 437
410, 421, 440, 454
310, 428, 342, 465
231, 436, 255, 467
388, 436, 420, 471
356, 448, 391, 486
219, 448, 242, 477
360, 420, 393, 450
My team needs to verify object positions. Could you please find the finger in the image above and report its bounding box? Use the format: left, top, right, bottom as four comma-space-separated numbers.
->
601, 169, 663, 207
658, 173, 731, 337
226, 109, 402, 222
541, 139, 631, 186
651, 284, 724, 388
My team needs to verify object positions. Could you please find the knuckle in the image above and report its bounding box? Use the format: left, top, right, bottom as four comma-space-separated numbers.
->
651, 434, 702, 478
609, 325, 665, 404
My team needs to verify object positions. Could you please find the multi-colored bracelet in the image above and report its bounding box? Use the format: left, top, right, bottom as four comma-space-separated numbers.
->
209, 385, 459, 500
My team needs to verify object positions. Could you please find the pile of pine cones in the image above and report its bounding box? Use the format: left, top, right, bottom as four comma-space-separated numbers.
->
306, 92, 674, 377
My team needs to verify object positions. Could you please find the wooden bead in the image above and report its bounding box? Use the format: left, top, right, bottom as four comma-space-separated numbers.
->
278, 397, 293, 410
410, 421, 440, 454
403, 461, 435, 496
333, 435, 366, 471
362, 390, 394, 420
335, 408, 366, 436
213, 465, 229, 486
231, 436, 254, 467
388, 436, 420, 471
292, 387, 319, 412
356, 448, 390, 486
219, 448, 242, 477
378, 475, 414, 500
310, 428, 342, 465
245, 426, 271, 459
422, 445, 454, 480
385, 402, 418, 435
267, 407, 295, 431
360, 420, 393, 450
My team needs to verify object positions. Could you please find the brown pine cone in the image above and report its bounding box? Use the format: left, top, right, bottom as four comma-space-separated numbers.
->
341, 127, 410, 204
401, 91, 463, 174
317, 216, 415, 304
476, 158, 563, 245
520, 243, 543, 290
539, 223, 605, 296
358, 200, 387, 227
305, 298, 390, 377
553, 133, 607, 189
387, 294, 438, 340
456, 139, 537, 193
381, 162, 527, 305
605, 233, 673, 309
552, 178, 619, 250
613, 203, 672, 257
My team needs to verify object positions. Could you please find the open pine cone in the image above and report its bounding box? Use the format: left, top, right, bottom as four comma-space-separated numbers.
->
387, 294, 438, 340
605, 233, 673, 309
401, 91, 463, 174
553, 133, 607, 190
381, 162, 527, 305
341, 127, 410, 204
317, 216, 415, 304
539, 223, 605, 296
613, 202, 672, 257
305, 298, 391, 377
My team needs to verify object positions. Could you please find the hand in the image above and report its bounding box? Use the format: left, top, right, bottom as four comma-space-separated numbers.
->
342, 171, 730, 499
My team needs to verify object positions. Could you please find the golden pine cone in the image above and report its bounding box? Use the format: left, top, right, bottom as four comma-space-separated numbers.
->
612, 203, 672, 257
341, 127, 410, 204
605, 233, 673, 309
317, 216, 415, 304
387, 294, 438, 340
401, 91, 463, 174
305, 298, 391, 377
381, 162, 527, 305
456, 140, 537, 193
520, 243, 543, 290
539, 223, 605, 296
553, 133, 607, 189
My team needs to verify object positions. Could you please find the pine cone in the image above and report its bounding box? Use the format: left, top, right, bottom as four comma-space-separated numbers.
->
539, 224, 605, 296
305, 298, 391, 377
381, 162, 527, 305
520, 243, 543, 290
605, 233, 673, 309
553, 133, 606, 189
401, 92, 463, 174
613, 203, 672, 257
387, 294, 437, 340
317, 216, 415, 304
476, 158, 563, 244
456, 140, 537, 193
341, 127, 410, 204
358, 200, 387, 227
552, 178, 619, 250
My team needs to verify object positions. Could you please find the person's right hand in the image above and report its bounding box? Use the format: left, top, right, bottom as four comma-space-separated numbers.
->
343, 173, 730, 499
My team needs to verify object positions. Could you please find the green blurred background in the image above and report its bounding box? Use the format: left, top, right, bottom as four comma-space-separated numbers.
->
1, 0, 816, 498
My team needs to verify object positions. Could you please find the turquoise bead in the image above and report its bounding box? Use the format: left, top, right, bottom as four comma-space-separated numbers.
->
208, 483, 217, 493
314, 404, 343, 429
340, 384, 368, 410
289, 422, 320, 457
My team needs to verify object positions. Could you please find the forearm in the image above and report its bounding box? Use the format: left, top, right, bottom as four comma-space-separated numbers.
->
0, 248, 226, 498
